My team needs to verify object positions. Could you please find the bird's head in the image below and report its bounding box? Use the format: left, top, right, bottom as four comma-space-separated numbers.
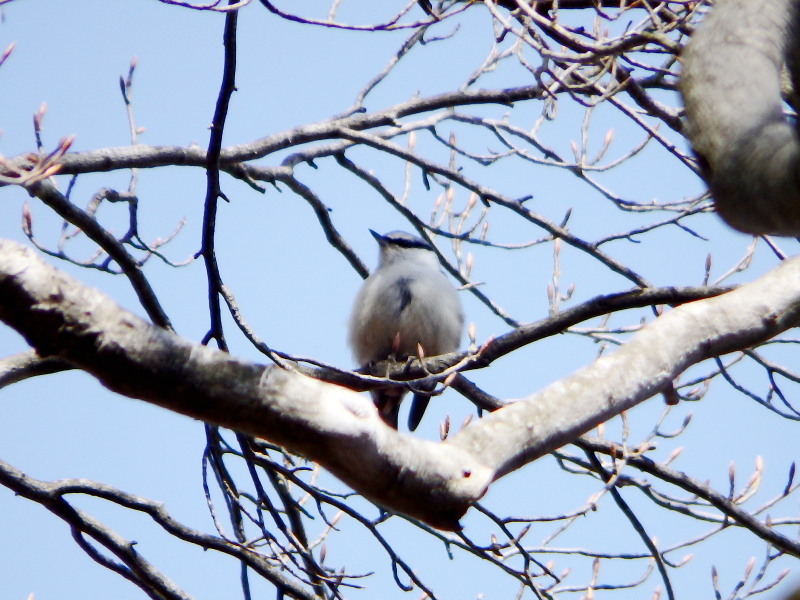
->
370, 229, 439, 268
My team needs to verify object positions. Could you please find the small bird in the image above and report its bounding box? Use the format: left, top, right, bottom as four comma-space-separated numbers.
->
348, 230, 464, 430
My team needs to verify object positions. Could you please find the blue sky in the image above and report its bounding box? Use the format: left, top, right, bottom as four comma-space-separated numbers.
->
1, 1, 799, 599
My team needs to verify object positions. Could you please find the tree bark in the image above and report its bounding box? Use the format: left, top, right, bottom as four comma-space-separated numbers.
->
2, 238, 800, 528
681, 0, 800, 235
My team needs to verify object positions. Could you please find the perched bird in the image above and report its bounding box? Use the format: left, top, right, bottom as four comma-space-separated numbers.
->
348, 230, 464, 430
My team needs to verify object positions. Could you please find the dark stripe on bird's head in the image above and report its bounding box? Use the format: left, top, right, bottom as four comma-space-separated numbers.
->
370, 229, 432, 251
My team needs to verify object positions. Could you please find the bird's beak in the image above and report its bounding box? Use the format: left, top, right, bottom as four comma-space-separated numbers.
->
369, 229, 386, 245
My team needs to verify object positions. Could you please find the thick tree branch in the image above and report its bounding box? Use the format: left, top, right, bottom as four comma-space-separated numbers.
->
681, 0, 800, 235
0, 239, 490, 529
2, 238, 800, 529
449, 255, 800, 478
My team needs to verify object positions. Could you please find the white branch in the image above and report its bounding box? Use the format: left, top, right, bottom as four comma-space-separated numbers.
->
0, 349, 70, 388
2, 239, 800, 528
681, 0, 800, 235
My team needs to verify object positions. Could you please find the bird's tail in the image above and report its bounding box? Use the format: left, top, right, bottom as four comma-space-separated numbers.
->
372, 382, 436, 431
371, 388, 407, 429
408, 381, 436, 431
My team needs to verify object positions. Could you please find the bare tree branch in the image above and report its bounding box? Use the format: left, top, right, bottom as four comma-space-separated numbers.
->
0, 459, 319, 600
24, 180, 173, 330
681, 0, 800, 235
2, 238, 799, 531
0, 350, 71, 389
3, 2, 800, 594
0, 460, 193, 600
577, 437, 800, 558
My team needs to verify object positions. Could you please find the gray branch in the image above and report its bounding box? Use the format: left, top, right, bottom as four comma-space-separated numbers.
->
0, 349, 71, 388
0, 460, 319, 600
2, 238, 800, 530
681, 0, 800, 235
